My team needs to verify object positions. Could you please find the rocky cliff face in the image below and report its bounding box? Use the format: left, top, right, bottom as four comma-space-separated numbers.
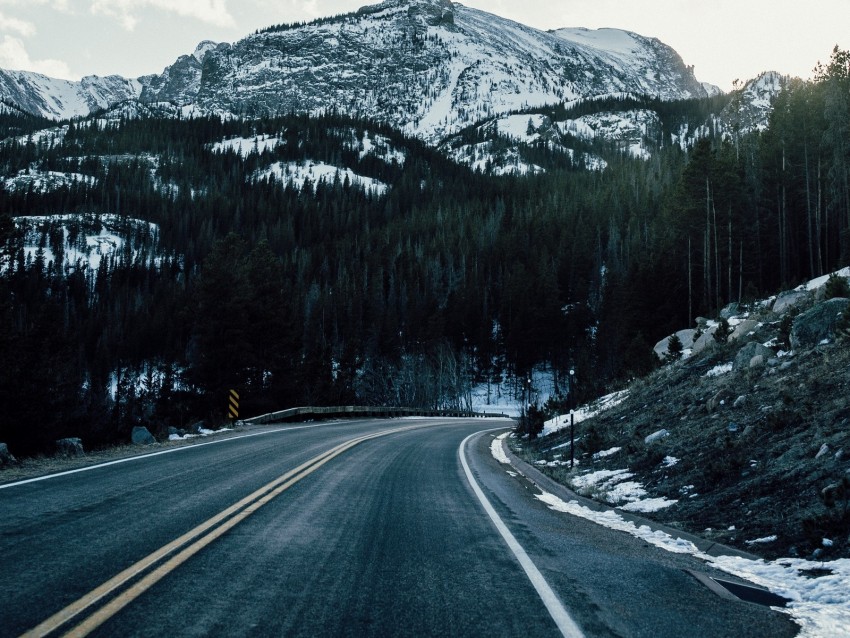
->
138, 41, 224, 105
721, 71, 788, 134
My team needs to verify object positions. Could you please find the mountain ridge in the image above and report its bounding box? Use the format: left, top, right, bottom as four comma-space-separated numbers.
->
0, 0, 711, 142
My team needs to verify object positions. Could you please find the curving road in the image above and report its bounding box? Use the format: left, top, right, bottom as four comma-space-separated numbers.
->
0, 418, 798, 637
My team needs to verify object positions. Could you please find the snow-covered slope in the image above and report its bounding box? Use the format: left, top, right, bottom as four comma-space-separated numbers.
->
4, 169, 96, 193
0, 71, 141, 121
8, 214, 159, 274
439, 113, 608, 174
0, 0, 707, 143
558, 109, 659, 159
549, 27, 703, 101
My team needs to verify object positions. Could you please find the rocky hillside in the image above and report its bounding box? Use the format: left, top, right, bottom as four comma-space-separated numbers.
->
517, 269, 850, 562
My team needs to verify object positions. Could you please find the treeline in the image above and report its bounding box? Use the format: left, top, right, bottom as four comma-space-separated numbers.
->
1, 47, 849, 455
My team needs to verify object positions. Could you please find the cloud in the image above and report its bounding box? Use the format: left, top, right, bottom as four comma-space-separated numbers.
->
0, 0, 70, 8
89, 0, 235, 31
0, 11, 35, 36
0, 35, 74, 78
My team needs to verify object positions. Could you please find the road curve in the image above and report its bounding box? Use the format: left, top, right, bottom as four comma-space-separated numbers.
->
0, 418, 798, 637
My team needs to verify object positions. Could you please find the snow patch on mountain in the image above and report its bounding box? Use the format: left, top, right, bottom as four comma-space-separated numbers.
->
255, 160, 388, 196
9, 214, 160, 273
3, 170, 96, 193
451, 142, 545, 176
3, 124, 68, 148
210, 134, 282, 158
356, 132, 407, 166
439, 111, 612, 174
558, 110, 658, 159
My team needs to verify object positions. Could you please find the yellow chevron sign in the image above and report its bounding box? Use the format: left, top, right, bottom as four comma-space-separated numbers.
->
228, 389, 239, 420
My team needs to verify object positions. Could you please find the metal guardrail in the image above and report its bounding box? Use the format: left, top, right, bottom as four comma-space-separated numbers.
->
243, 405, 510, 425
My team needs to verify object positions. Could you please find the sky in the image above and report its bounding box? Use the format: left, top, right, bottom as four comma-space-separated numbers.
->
0, 0, 845, 91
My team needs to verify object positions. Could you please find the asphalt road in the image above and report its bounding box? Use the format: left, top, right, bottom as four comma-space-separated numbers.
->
0, 418, 798, 637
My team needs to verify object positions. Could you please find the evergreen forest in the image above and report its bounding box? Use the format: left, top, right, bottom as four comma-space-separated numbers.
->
1, 47, 849, 456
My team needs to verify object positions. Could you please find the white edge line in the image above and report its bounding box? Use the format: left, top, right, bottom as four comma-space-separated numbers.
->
0, 423, 331, 490
459, 430, 585, 638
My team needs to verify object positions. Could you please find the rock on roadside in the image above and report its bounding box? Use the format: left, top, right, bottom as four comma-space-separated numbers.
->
131, 426, 156, 445
55, 438, 85, 457
0, 442, 16, 466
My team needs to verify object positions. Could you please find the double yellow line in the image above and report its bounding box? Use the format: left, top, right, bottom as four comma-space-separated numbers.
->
22, 424, 422, 638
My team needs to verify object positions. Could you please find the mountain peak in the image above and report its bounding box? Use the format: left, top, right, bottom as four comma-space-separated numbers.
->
192, 41, 220, 63
357, 0, 454, 26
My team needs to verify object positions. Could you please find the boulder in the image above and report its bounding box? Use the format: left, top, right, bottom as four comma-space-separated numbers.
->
0, 442, 16, 466
729, 319, 760, 342
720, 303, 741, 319
733, 342, 774, 371
691, 325, 719, 355
790, 298, 850, 349
55, 437, 84, 457
706, 391, 728, 413
772, 289, 810, 315
131, 426, 156, 445
645, 429, 670, 444
653, 329, 696, 360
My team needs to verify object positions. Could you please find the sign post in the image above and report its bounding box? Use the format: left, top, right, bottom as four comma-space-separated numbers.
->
228, 389, 239, 423
568, 367, 575, 469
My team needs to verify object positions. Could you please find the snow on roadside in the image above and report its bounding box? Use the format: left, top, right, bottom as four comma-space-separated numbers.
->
535, 489, 850, 637
489, 422, 849, 634
570, 467, 678, 512
168, 427, 232, 442
542, 389, 629, 436
491, 433, 511, 464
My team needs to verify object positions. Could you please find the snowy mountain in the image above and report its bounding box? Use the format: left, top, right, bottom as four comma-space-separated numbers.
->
0, 70, 141, 121
0, 0, 708, 143
192, 0, 709, 142
721, 71, 788, 134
